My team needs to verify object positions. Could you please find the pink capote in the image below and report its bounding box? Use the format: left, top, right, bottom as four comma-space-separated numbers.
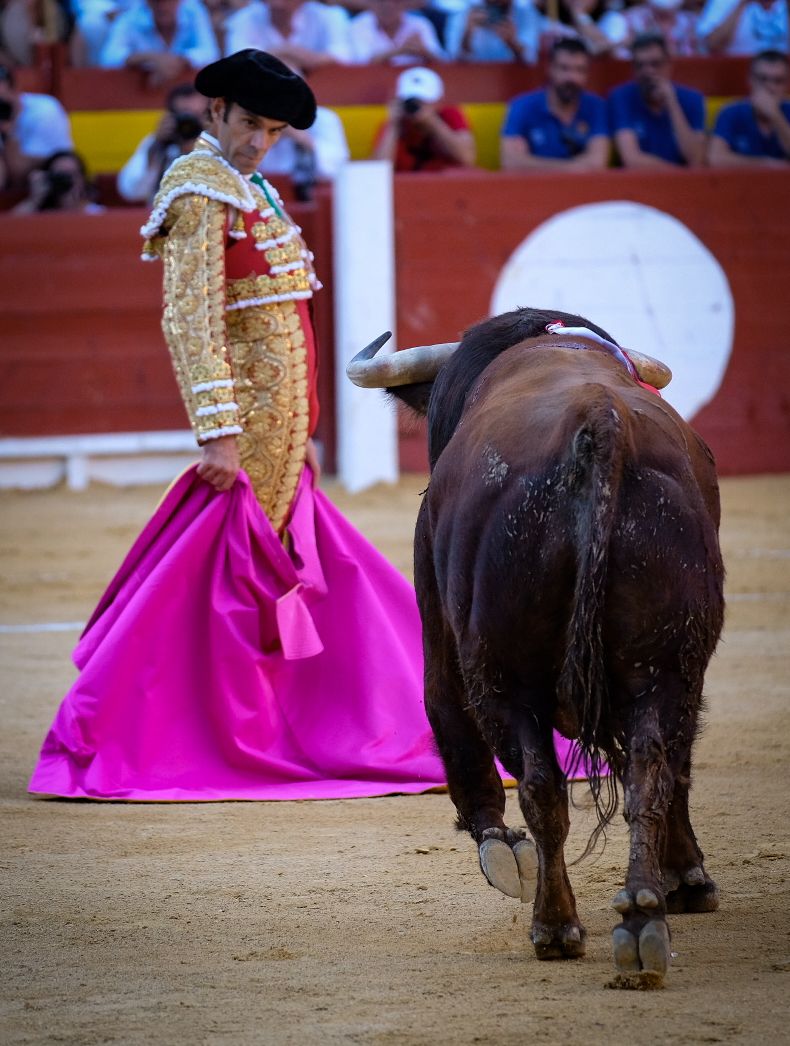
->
29, 467, 580, 801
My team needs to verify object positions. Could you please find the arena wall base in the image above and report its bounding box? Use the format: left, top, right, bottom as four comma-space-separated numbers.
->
0, 432, 197, 491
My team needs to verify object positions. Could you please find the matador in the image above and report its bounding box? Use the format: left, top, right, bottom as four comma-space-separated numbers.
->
29, 51, 449, 801
142, 49, 322, 532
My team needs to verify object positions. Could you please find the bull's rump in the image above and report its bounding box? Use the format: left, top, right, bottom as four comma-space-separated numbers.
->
421, 349, 723, 699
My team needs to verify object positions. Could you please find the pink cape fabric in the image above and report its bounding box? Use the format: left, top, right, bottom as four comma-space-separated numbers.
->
29, 467, 580, 801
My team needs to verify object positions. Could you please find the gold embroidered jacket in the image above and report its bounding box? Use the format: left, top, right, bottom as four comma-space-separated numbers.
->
141, 136, 321, 530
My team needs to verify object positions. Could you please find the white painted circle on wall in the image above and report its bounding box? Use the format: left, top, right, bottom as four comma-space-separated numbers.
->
490, 201, 734, 420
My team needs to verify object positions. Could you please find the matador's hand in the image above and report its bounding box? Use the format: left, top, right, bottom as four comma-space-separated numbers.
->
197, 435, 240, 492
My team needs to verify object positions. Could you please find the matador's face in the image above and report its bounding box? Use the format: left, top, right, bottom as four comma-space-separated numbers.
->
211, 100, 288, 175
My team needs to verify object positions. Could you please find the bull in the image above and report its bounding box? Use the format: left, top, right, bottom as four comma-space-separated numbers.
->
347, 307, 724, 985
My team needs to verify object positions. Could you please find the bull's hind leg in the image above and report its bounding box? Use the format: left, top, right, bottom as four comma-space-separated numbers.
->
662, 758, 719, 915
515, 722, 585, 959
612, 701, 683, 985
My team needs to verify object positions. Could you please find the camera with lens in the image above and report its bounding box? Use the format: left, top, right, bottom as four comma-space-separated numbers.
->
401, 97, 423, 116
173, 113, 204, 143
46, 170, 75, 195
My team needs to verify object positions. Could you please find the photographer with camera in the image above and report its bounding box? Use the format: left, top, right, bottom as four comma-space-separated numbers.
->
0, 63, 73, 191
12, 149, 104, 214
371, 66, 475, 171
500, 37, 609, 170
117, 82, 207, 202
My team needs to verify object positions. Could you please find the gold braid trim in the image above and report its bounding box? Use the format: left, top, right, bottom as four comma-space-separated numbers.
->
141, 144, 256, 246
227, 299, 310, 531
161, 195, 240, 443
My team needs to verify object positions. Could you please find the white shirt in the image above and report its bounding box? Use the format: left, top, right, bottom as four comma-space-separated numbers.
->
224, 0, 353, 62
349, 10, 446, 65
259, 106, 349, 181
100, 0, 220, 68
15, 93, 73, 160
697, 0, 788, 54
116, 132, 186, 202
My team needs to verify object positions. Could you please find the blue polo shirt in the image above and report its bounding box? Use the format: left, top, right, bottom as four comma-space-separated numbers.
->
502, 89, 608, 159
713, 100, 790, 159
608, 82, 705, 166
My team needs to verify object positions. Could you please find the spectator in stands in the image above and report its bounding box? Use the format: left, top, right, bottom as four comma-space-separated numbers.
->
500, 37, 610, 169
602, 0, 703, 56
12, 149, 105, 212
709, 48, 790, 165
698, 0, 787, 55
350, 0, 446, 64
259, 99, 350, 198
224, 0, 353, 68
445, 0, 550, 63
117, 81, 207, 202
200, 0, 247, 52
559, 0, 631, 57
100, 0, 220, 84
0, 0, 71, 66
608, 32, 706, 166
0, 62, 72, 187
371, 65, 475, 169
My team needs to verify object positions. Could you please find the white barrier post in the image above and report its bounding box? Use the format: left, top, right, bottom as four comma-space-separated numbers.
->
333, 161, 399, 493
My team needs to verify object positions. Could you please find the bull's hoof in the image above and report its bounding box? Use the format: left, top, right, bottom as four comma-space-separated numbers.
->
665, 875, 720, 915
611, 919, 671, 985
639, 920, 671, 975
513, 839, 537, 904
479, 837, 521, 898
532, 922, 586, 960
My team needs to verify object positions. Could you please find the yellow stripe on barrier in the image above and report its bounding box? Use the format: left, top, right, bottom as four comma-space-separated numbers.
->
71, 109, 161, 175
69, 98, 737, 176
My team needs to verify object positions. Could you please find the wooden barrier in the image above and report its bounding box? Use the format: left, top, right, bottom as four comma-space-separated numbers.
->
1, 170, 787, 478
393, 168, 790, 477
53, 58, 751, 110
0, 188, 338, 468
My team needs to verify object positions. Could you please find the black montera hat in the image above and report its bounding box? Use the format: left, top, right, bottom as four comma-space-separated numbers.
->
195, 49, 316, 130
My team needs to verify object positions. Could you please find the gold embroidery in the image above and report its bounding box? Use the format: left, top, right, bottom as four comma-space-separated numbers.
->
156, 149, 252, 215
161, 195, 235, 441
226, 269, 312, 308
148, 148, 315, 520
265, 240, 303, 268
251, 217, 290, 243
228, 299, 310, 531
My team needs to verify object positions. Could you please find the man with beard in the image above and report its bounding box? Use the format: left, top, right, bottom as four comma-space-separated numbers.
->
708, 49, 790, 166
608, 31, 706, 167
499, 38, 609, 171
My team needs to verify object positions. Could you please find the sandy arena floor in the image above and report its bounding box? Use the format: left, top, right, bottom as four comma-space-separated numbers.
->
1, 473, 789, 1045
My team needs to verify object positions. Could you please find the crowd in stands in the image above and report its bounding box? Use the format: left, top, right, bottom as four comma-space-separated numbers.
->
0, 0, 788, 203
1, 0, 787, 70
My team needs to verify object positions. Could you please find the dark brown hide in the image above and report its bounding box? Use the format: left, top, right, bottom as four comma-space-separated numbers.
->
400, 309, 724, 979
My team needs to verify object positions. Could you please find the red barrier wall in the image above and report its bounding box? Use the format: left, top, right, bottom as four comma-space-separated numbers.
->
52, 58, 750, 111
0, 189, 338, 467
1, 171, 788, 477
393, 168, 790, 476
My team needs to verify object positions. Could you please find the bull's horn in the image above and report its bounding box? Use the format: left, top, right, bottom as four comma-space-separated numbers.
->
626, 348, 672, 390
346, 334, 459, 389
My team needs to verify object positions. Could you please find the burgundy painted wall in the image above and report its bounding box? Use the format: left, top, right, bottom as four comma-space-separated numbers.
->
393, 169, 790, 476
1, 170, 788, 477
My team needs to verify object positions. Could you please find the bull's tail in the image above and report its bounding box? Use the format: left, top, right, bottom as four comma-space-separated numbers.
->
559, 389, 628, 858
